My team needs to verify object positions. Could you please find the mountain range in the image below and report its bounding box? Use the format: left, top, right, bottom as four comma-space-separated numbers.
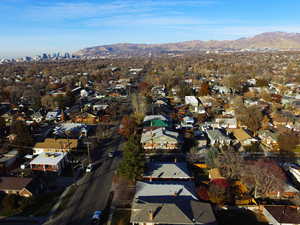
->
75, 32, 300, 57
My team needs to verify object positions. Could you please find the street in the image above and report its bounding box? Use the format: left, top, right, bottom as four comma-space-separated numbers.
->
44, 134, 123, 225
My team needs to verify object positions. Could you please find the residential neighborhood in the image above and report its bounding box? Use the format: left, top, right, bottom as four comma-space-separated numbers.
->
0, 51, 299, 225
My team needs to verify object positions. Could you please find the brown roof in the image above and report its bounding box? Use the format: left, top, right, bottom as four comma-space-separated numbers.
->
0, 177, 33, 191
209, 168, 225, 180
34, 138, 78, 150
229, 128, 252, 142
264, 205, 300, 224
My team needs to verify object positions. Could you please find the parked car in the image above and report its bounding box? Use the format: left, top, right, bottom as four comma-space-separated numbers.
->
91, 210, 102, 224
108, 152, 114, 158
86, 163, 94, 173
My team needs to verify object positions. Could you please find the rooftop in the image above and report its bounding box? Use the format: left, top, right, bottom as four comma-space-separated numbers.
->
264, 205, 300, 224
144, 162, 192, 179
0, 177, 33, 191
135, 181, 197, 200
30, 152, 67, 165
33, 138, 78, 150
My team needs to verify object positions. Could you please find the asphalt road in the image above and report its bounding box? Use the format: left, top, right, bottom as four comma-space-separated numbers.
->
44, 135, 123, 225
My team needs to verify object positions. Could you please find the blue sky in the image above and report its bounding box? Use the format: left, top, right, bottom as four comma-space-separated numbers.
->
1, 0, 300, 57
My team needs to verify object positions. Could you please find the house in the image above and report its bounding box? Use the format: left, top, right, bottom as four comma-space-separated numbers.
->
92, 103, 108, 112
80, 89, 89, 98
269, 182, 300, 199
141, 128, 182, 150
263, 205, 300, 225
143, 115, 168, 122
215, 117, 237, 129
143, 115, 171, 128
46, 110, 61, 121
31, 111, 44, 123
194, 130, 208, 148
184, 96, 206, 114
0, 177, 42, 197
213, 85, 231, 94
257, 130, 280, 151
52, 123, 88, 138
143, 162, 192, 181
208, 168, 225, 180
181, 116, 195, 128
151, 86, 166, 97
144, 119, 170, 128
228, 128, 256, 146
206, 129, 231, 146
32, 138, 78, 155
185, 96, 198, 107
131, 181, 217, 225
30, 152, 68, 175
198, 96, 214, 107
72, 112, 100, 125
0, 150, 18, 175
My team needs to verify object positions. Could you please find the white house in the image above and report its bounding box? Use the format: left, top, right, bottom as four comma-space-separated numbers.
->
206, 129, 231, 146
215, 117, 237, 129
30, 152, 68, 175
80, 89, 89, 98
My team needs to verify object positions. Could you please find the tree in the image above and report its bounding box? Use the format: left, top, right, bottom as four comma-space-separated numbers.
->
215, 149, 244, 180
117, 136, 145, 182
255, 78, 269, 87
10, 120, 33, 154
241, 159, 286, 198
0, 117, 7, 137
222, 75, 244, 92
236, 106, 263, 135
2, 194, 20, 215
41, 95, 55, 109
198, 82, 210, 96
208, 179, 230, 204
119, 115, 138, 139
54, 92, 75, 109
278, 131, 299, 154
177, 82, 194, 99
205, 147, 219, 168
131, 93, 148, 119
138, 82, 151, 96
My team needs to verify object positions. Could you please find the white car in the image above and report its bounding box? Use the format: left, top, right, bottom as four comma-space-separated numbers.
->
108, 152, 114, 158
85, 163, 94, 173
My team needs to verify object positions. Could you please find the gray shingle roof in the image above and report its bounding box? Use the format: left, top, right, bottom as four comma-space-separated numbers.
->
131, 199, 217, 225
144, 162, 192, 179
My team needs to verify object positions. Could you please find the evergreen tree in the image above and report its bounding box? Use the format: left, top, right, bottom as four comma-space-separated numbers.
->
117, 136, 145, 182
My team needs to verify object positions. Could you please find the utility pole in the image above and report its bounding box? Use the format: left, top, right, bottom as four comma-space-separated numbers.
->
85, 141, 92, 164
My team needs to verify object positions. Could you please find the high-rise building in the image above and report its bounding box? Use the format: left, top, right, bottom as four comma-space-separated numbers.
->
42, 53, 48, 59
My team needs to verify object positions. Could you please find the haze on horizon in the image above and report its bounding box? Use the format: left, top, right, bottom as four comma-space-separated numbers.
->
1, 0, 300, 58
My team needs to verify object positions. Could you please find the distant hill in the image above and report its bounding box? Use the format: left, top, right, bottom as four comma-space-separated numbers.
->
75, 32, 300, 57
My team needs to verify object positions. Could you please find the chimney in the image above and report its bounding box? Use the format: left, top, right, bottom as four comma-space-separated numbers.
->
148, 210, 154, 221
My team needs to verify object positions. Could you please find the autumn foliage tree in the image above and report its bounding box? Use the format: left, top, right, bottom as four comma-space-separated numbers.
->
208, 179, 230, 204
198, 82, 210, 96
119, 115, 138, 139
236, 105, 263, 135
